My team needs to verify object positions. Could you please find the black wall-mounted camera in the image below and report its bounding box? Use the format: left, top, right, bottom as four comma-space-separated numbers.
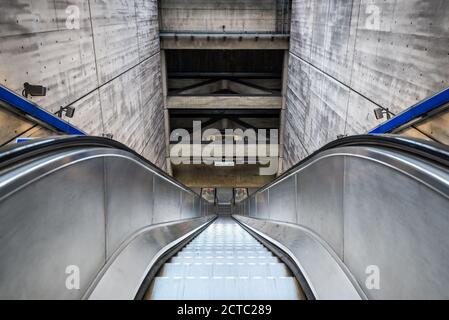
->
374, 107, 392, 120
56, 106, 76, 119
22, 82, 47, 98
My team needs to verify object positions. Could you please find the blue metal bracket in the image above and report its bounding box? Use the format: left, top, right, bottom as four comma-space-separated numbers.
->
15, 138, 34, 144
370, 87, 449, 134
0, 84, 86, 135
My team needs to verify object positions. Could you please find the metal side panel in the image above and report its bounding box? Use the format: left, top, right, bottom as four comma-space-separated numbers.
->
267, 175, 297, 224
244, 199, 250, 216
255, 190, 269, 219
87, 216, 214, 300
233, 215, 364, 300
181, 191, 196, 219
153, 176, 182, 224
0, 145, 205, 300
193, 196, 201, 217
296, 155, 344, 259
104, 156, 154, 258
344, 156, 449, 299
249, 196, 257, 217
240, 145, 449, 299
0, 157, 106, 299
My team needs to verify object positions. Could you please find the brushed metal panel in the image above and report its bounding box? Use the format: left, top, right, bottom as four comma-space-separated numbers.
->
208, 202, 215, 215
181, 191, 196, 219
268, 176, 297, 223
239, 201, 244, 216
104, 156, 154, 258
344, 156, 449, 299
234, 202, 244, 216
297, 156, 344, 258
193, 195, 201, 218
0, 145, 206, 299
249, 196, 257, 218
240, 200, 246, 216
239, 202, 245, 215
202, 201, 208, 216
88, 216, 214, 300
236, 145, 449, 299
0, 158, 106, 299
255, 190, 269, 219
200, 199, 205, 216
153, 176, 182, 224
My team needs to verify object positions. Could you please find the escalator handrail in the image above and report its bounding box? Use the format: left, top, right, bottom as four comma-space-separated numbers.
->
260, 134, 449, 194
2, 134, 449, 196
0, 135, 197, 195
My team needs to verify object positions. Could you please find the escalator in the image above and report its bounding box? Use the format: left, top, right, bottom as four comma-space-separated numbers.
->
146, 217, 303, 300
0, 134, 449, 300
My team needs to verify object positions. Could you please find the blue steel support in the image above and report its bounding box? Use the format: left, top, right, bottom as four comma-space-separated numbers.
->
370, 87, 449, 134
0, 84, 86, 135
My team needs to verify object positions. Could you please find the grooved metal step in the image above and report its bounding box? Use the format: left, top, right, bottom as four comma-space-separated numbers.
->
159, 262, 291, 277
148, 277, 301, 300
145, 217, 303, 300
185, 245, 264, 250
176, 252, 274, 258
179, 250, 271, 256
171, 256, 279, 263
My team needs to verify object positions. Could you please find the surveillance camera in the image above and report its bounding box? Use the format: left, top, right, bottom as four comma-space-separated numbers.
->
23, 82, 47, 98
374, 108, 392, 120
56, 106, 76, 119
374, 108, 385, 120
64, 106, 75, 118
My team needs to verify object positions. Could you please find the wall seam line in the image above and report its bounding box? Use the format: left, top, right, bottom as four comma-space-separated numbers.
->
87, 0, 105, 134
288, 51, 389, 113
344, 0, 361, 135
63, 51, 160, 110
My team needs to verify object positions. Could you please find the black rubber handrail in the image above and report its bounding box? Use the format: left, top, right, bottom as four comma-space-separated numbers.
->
0, 135, 197, 195
258, 134, 449, 194
1, 134, 448, 196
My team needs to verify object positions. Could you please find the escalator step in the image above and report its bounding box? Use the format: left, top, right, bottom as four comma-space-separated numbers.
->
149, 276, 301, 300
159, 262, 290, 277
146, 217, 303, 300
171, 256, 279, 263
179, 250, 271, 256
177, 251, 274, 258
185, 245, 265, 250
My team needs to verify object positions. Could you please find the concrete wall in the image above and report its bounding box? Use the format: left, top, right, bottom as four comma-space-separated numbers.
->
283, 0, 449, 170
173, 164, 275, 188
159, 0, 279, 33
0, 0, 166, 169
